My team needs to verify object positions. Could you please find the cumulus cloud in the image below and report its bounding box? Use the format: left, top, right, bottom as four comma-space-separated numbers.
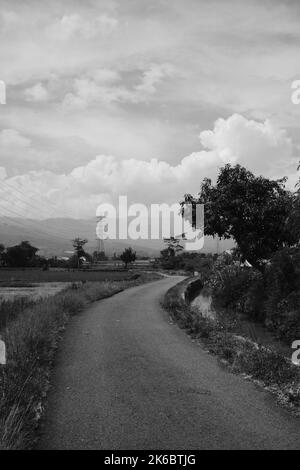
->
0, 129, 45, 175
199, 114, 295, 177
0, 152, 217, 219
0, 114, 297, 219
135, 63, 174, 97
62, 63, 174, 109
24, 82, 50, 102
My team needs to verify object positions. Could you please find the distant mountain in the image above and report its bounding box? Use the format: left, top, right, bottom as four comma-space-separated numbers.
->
0, 217, 163, 258
0, 217, 235, 258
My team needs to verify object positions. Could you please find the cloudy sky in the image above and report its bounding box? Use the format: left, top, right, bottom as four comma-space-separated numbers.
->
0, 0, 300, 219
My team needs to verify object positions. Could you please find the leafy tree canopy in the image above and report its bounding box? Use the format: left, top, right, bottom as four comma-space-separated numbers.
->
182, 164, 296, 269
71, 237, 88, 268
120, 247, 136, 268
4, 241, 39, 267
289, 162, 300, 242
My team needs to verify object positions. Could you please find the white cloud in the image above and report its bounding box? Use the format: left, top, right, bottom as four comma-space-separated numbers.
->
0, 115, 297, 219
24, 82, 50, 102
0, 10, 18, 31
91, 69, 120, 83
62, 63, 175, 109
135, 63, 174, 97
199, 114, 294, 176
0, 151, 217, 219
0, 129, 31, 148
0, 167, 7, 180
47, 13, 118, 41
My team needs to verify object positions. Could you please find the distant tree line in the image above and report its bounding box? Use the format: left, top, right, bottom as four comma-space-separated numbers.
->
0, 241, 45, 268
0, 238, 138, 270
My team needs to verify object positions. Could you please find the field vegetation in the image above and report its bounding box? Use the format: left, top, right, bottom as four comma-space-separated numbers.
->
0, 268, 132, 283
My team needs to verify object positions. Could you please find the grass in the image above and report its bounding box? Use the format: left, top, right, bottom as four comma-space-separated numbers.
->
0, 271, 162, 449
0, 268, 132, 283
0, 297, 36, 331
162, 280, 300, 413
0, 282, 35, 288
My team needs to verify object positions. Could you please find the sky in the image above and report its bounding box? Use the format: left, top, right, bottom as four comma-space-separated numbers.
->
0, 0, 300, 218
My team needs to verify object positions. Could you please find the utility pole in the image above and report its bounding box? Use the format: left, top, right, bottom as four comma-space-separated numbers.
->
96, 216, 105, 260
96, 237, 104, 254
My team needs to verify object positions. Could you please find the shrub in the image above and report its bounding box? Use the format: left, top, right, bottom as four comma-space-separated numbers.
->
234, 346, 298, 386
265, 249, 296, 313
266, 291, 300, 343
264, 248, 300, 342
242, 274, 265, 321
208, 260, 264, 317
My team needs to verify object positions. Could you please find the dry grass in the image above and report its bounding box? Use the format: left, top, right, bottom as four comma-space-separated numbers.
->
0, 297, 36, 331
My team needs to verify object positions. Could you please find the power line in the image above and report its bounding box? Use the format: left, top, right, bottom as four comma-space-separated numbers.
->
0, 205, 73, 243
0, 180, 98, 246
0, 179, 62, 218
0, 195, 69, 238
0, 184, 88, 240
0, 179, 98, 238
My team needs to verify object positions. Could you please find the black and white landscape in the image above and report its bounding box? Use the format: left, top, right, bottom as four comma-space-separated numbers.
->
0, 0, 299, 454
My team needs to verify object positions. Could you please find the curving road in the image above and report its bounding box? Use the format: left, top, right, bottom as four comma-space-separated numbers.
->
38, 276, 300, 450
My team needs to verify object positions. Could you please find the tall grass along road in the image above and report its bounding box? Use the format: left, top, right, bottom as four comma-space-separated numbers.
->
38, 276, 300, 450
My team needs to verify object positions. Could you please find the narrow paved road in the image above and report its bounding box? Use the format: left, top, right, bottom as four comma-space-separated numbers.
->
39, 276, 300, 450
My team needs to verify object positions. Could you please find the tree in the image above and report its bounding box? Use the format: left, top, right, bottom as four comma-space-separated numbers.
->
4, 241, 39, 267
182, 164, 296, 270
72, 237, 88, 268
120, 247, 136, 269
288, 162, 300, 243
0, 244, 5, 266
160, 237, 184, 269
163, 237, 184, 257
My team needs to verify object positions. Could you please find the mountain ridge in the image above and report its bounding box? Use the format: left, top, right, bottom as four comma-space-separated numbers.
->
0, 217, 235, 257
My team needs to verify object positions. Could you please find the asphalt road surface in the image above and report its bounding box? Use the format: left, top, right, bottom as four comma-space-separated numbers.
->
38, 276, 300, 450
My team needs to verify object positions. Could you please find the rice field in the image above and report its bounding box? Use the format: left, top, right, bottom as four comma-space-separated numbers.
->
0, 268, 131, 283
0, 282, 69, 302
0, 268, 133, 304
